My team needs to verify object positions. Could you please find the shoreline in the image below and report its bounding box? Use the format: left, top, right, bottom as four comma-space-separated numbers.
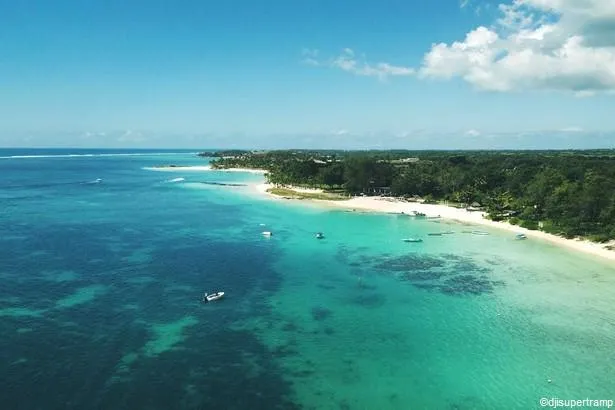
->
255, 183, 615, 262
143, 166, 268, 174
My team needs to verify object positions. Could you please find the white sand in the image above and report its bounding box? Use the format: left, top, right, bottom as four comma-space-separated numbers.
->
257, 183, 615, 262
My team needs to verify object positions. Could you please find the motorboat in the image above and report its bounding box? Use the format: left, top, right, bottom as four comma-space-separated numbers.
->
403, 238, 423, 243
427, 233, 443, 236
472, 231, 490, 236
262, 231, 273, 237
315, 232, 325, 239
515, 233, 527, 240
202, 291, 225, 303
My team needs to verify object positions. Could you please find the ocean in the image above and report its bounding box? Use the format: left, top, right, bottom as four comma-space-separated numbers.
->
1, 149, 614, 410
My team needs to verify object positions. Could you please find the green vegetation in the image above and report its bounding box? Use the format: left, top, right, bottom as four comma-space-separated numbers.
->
197, 150, 252, 158
267, 187, 348, 201
208, 149, 615, 242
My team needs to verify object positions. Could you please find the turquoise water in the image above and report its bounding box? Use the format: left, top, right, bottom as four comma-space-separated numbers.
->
1, 150, 614, 409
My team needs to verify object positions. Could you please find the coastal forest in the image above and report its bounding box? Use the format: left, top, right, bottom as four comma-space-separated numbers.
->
208, 150, 615, 243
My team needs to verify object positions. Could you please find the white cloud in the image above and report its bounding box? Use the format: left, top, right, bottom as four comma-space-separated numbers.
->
465, 129, 481, 136
80, 131, 106, 140
305, 48, 414, 80
301, 48, 320, 66
117, 130, 145, 143
330, 129, 350, 136
420, 0, 615, 95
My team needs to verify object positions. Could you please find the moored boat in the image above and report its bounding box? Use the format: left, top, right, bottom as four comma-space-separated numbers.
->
403, 238, 423, 243
202, 291, 225, 303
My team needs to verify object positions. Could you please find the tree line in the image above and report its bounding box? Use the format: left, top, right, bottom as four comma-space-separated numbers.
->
208, 150, 615, 242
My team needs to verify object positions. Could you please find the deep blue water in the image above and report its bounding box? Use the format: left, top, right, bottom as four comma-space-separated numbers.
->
0, 150, 297, 410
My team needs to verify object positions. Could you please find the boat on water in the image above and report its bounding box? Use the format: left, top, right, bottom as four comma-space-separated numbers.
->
403, 238, 423, 243
315, 232, 325, 239
412, 211, 426, 217
202, 291, 225, 303
442, 231, 455, 235
427, 233, 443, 236
472, 231, 490, 236
262, 231, 273, 237
515, 233, 528, 240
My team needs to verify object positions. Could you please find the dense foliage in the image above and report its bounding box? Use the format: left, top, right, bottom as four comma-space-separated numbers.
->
208, 150, 615, 242
197, 150, 251, 157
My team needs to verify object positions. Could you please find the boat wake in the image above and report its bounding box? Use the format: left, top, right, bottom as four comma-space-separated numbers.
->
166, 177, 186, 183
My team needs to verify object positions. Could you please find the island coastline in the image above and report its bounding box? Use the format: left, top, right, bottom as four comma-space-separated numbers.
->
255, 183, 615, 262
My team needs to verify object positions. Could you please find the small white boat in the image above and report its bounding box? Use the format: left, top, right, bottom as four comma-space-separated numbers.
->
472, 231, 490, 236
203, 291, 225, 303
515, 233, 527, 240
262, 231, 272, 237
167, 177, 185, 183
315, 232, 325, 239
403, 238, 423, 243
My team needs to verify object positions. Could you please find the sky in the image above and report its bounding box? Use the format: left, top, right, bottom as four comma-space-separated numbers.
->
0, 0, 614, 149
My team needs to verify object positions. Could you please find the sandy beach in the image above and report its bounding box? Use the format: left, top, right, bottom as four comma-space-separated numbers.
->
256, 183, 615, 262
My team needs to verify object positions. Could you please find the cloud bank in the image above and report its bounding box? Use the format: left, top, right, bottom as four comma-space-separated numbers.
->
420, 0, 615, 95
302, 48, 414, 80
3, 129, 613, 150
307, 1, 615, 95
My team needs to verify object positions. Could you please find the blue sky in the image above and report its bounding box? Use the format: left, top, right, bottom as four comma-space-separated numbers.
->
1, 0, 614, 149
